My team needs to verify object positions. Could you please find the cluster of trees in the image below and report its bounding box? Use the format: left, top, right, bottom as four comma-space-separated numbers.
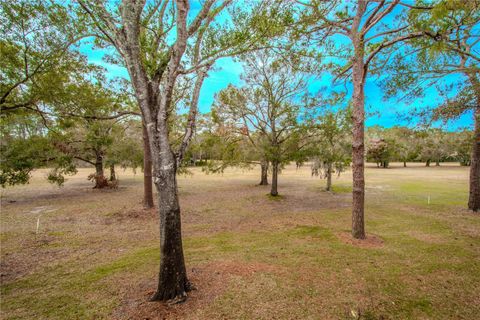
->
0, 1, 144, 188
1, 0, 478, 303
366, 126, 473, 168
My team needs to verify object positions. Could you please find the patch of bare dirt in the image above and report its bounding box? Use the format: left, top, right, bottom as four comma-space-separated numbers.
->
0, 235, 64, 284
113, 260, 281, 320
104, 208, 157, 225
337, 232, 384, 248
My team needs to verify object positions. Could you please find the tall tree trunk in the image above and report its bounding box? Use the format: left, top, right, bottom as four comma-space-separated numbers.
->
259, 160, 269, 185
435, 160, 440, 166
468, 74, 480, 212
326, 162, 332, 191
469, 104, 480, 212
404, 161, 407, 167
426, 159, 431, 167
93, 153, 108, 189
150, 157, 190, 301
143, 123, 154, 208
104, 0, 192, 302
351, 41, 366, 240
270, 160, 279, 196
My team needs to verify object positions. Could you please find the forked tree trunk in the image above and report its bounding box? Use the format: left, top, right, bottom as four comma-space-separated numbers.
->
469, 104, 480, 212
351, 42, 366, 240
259, 160, 269, 185
88, 0, 193, 303
326, 162, 332, 191
143, 124, 154, 208
270, 160, 279, 196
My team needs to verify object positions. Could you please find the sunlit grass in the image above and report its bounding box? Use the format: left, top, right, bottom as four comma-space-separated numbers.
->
1, 164, 478, 319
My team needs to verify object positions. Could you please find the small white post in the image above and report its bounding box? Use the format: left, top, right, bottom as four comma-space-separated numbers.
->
427, 195, 431, 205
36, 217, 40, 234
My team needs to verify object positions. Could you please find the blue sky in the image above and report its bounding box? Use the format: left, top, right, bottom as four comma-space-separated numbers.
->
77, 0, 474, 133
80, 45, 472, 132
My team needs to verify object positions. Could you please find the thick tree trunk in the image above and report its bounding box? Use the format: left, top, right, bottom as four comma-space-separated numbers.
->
111, 0, 192, 303
150, 151, 190, 301
426, 159, 431, 167
259, 160, 269, 185
93, 154, 108, 189
404, 161, 407, 167
351, 44, 366, 240
469, 105, 480, 212
435, 160, 440, 166
143, 124, 154, 209
270, 160, 279, 196
326, 162, 332, 191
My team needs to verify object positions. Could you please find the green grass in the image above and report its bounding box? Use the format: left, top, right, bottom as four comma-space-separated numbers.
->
329, 184, 352, 193
387, 178, 468, 208
1, 246, 160, 319
1, 165, 479, 319
266, 193, 285, 200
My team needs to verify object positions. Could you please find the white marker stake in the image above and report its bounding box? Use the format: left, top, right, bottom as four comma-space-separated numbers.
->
36, 217, 40, 234
427, 195, 430, 205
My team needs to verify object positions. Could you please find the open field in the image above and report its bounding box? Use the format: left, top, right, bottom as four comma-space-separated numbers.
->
1, 163, 479, 319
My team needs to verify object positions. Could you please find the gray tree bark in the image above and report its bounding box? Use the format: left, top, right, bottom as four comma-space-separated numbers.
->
259, 160, 269, 185
270, 160, 279, 196
93, 153, 108, 189
149, 150, 191, 301
143, 123, 154, 208
119, 0, 192, 301
326, 162, 332, 191
109, 164, 116, 181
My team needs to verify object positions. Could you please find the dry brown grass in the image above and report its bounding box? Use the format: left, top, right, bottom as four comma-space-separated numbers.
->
1, 162, 479, 319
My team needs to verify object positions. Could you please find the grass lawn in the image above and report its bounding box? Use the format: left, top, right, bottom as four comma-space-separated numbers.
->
1, 163, 479, 319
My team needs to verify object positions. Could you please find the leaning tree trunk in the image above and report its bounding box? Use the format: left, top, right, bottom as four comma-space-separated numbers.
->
259, 160, 269, 185
143, 123, 154, 208
93, 153, 108, 189
351, 42, 366, 240
270, 160, 279, 196
469, 104, 480, 212
326, 162, 332, 191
